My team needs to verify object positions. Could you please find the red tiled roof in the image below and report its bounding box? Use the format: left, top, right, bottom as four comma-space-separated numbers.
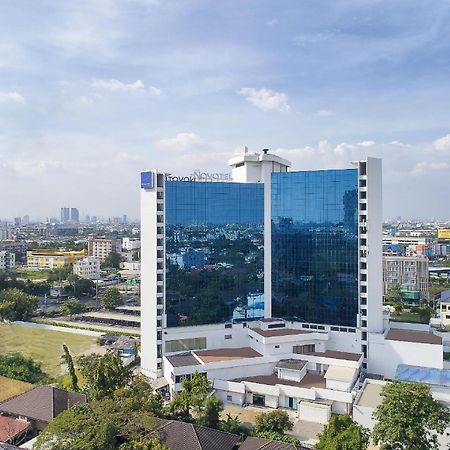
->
386, 329, 442, 345
251, 328, 312, 338
303, 350, 362, 361
233, 373, 326, 389
0, 416, 30, 443
195, 347, 261, 363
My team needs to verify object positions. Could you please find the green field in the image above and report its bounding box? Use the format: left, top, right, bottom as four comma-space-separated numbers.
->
0, 324, 99, 378
13, 269, 52, 281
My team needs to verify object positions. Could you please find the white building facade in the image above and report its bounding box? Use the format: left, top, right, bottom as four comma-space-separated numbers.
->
139, 150, 442, 396
73, 256, 101, 280
0, 251, 15, 271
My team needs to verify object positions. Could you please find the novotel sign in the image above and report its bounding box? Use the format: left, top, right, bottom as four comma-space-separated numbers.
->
166, 170, 232, 182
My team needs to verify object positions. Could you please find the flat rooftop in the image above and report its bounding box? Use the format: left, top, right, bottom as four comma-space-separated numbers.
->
166, 353, 201, 368
355, 382, 384, 409
233, 373, 326, 389
304, 350, 362, 362
195, 347, 261, 364
386, 329, 442, 345
251, 328, 312, 338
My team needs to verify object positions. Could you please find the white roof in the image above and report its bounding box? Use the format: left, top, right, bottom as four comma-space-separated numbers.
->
324, 365, 357, 382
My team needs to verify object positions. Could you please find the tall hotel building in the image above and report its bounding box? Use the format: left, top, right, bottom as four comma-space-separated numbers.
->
140, 151, 442, 396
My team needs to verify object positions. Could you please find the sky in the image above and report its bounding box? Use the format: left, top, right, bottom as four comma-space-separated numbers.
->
1, 0, 450, 221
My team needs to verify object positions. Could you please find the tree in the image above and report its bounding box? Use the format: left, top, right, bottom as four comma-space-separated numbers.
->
78, 351, 133, 401
102, 288, 124, 309
65, 275, 95, 297
60, 299, 86, 316
0, 353, 50, 383
220, 413, 242, 434
372, 381, 450, 450
254, 410, 293, 435
315, 414, 369, 450
62, 345, 79, 392
103, 252, 123, 269
196, 395, 223, 429
385, 284, 404, 306
0, 288, 38, 321
251, 410, 299, 445
169, 372, 223, 426
34, 391, 166, 450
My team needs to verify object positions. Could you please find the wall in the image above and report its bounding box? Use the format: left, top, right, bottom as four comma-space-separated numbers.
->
298, 402, 331, 424
325, 330, 362, 354
367, 332, 443, 378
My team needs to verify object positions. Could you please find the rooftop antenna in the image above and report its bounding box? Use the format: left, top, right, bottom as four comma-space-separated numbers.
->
244, 146, 248, 154
262, 148, 269, 154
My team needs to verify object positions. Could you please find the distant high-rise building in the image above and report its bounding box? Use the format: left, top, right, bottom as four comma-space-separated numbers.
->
22, 215, 30, 225
14, 217, 21, 227
70, 208, 80, 223
60, 207, 70, 223
123, 214, 128, 224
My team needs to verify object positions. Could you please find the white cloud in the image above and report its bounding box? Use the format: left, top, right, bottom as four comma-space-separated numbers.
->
266, 18, 279, 26
0, 91, 26, 104
357, 140, 376, 147
433, 134, 450, 152
91, 78, 160, 95
156, 132, 206, 152
238, 87, 290, 113
317, 109, 334, 117
411, 161, 450, 176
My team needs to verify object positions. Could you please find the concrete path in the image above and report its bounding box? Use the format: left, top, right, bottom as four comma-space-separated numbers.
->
13, 321, 103, 336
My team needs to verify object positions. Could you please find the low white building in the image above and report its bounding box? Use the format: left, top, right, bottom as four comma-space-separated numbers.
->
0, 251, 15, 271
353, 366, 450, 450
73, 256, 101, 280
122, 238, 141, 251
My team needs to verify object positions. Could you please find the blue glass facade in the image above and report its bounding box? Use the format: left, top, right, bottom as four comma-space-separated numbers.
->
271, 169, 359, 327
165, 181, 264, 327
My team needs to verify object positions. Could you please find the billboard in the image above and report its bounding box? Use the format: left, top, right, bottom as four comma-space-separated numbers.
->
438, 229, 450, 239
140, 171, 154, 189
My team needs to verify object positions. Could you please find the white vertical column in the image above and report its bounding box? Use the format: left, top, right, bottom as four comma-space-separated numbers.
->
262, 161, 273, 318
140, 171, 159, 379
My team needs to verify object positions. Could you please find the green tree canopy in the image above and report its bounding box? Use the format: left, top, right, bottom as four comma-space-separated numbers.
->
103, 252, 123, 269
372, 381, 450, 450
33, 396, 167, 450
0, 353, 50, 384
101, 288, 124, 309
62, 345, 79, 392
169, 371, 223, 426
78, 351, 132, 401
0, 288, 38, 321
251, 410, 299, 445
60, 299, 86, 316
315, 414, 369, 450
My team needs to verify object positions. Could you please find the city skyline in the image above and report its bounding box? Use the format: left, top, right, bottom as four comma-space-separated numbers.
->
1, 1, 450, 219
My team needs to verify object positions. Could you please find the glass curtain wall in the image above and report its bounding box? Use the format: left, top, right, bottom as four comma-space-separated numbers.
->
271, 169, 359, 327
165, 181, 264, 327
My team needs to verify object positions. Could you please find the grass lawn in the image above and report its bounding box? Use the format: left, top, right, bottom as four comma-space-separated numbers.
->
0, 323, 99, 378
390, 311, 427, 323
13, 269, 51, 281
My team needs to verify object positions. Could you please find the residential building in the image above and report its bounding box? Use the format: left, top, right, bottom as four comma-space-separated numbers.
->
73, 256, 101, 280
60, 207, 70, 223
70, 208, 79, 223
88, 236, 122, 261
27, 249, 86, 269
0, 252, 15, 271
0, 227, 11, 241
0, 386, 85, 434
383, 255, 429, 302
140, 150, 444, 422
122, 237, 141, 251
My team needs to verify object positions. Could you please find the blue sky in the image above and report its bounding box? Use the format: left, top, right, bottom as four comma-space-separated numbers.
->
1, 0, 450, 220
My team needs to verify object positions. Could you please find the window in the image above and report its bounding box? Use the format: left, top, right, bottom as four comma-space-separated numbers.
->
224, 335, 232, 340
227, 395, 233, 402
271, 169, 358, 327
275, 345, 280, 349
267, 323, 286, 329
225, 323, 232, 329
165, 337, 207, 353
293, 344, 315, 354
165, 181, 264, 327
